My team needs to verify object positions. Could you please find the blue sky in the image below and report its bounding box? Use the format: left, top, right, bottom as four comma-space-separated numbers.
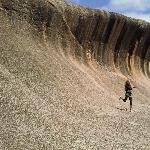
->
66, 0, 150, 22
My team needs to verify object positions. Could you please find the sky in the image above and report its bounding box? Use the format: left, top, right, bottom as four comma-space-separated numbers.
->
66, 0, 150, 22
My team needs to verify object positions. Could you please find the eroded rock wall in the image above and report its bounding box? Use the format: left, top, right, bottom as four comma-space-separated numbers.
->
64, 3, 150, 78
1, 0, 149, 78
0, 0, 150, 149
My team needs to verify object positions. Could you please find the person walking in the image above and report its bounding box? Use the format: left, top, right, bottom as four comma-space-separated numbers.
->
120, 80, 136, 112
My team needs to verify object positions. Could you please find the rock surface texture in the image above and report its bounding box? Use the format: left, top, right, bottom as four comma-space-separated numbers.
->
0, 0, 150, 149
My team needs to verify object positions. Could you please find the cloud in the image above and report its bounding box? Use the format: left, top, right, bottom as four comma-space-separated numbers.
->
102, 0, 150, 22
66, 0, 80, 4
109, 0, 150, 11
124, 12, 150, 22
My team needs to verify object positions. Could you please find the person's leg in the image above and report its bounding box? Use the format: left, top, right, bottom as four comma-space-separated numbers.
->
119, 92, 128, 102
123, 97, 127, 102
122, 95, 128, 102
129, 97, 132, 112
119, 96, 127, 102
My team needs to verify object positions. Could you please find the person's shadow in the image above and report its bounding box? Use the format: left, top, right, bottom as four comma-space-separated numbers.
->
116, 107, 127, 111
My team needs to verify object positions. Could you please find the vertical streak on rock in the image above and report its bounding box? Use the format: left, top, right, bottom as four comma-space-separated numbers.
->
100, 13, 115, 66
118, 21, 138, 76
133, 28, 145, 77
104, 14, 125, 70
114, 21, 127, 69
140, 34, 150, 76
94, 12, 109, 64
145, 47, 150, 78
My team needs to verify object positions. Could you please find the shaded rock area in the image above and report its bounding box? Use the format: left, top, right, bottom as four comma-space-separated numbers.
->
63, 3, 150, 77
0, 0, 150, 149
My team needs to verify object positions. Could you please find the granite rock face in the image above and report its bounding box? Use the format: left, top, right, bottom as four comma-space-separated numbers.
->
1, 0, 149, 77
64, 3, 150, 78
0, 0, 150, 149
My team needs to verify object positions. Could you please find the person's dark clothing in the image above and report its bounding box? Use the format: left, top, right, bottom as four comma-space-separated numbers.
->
124, 82, 132, 102
122, 81, 133, 112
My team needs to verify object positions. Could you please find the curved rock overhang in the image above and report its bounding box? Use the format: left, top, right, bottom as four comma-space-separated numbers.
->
0, 0, 150, 79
